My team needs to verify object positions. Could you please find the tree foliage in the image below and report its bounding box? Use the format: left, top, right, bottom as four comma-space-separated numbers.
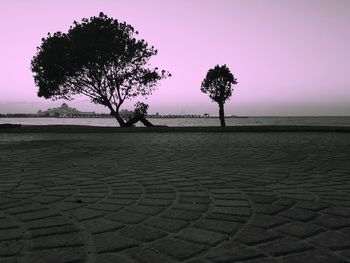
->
201, 65, 238, 126
31, 12, 170, 126
201, 64, 237, 104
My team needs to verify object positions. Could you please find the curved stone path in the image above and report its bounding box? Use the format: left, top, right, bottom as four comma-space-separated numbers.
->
0, 132, 350, 263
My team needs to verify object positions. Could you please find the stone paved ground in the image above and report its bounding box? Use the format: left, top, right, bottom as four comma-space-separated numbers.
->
0, 132, 350, 263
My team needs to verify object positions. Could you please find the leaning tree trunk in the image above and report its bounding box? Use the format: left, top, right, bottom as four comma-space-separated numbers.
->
109, 108, 155, 127
125, 114, 154, 127
110, 111, 127, 127
139, 116, 154, 127
218, 101, 226, 127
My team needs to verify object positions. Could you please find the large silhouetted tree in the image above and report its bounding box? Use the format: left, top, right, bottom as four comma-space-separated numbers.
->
31, 12, 170, 127
201, 65, 238, 127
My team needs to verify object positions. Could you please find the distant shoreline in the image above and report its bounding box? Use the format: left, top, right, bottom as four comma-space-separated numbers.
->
1, 115, 350, 118
0, 115, 248, 118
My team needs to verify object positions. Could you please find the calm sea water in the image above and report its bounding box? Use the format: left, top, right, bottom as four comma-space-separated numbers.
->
1, 117, 350, 127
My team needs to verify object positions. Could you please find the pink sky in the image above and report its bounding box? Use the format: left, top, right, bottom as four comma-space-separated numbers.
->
0, 0, 349, 115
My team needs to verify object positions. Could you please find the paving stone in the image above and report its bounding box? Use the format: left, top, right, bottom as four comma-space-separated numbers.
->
211, 189, 241, 194
52, 201, 85, 211
0, 240, 23, 257
65, 196, 101, 205
248, 194, 278, 204
45, 189, 76, 196
127, 247, 174, 263
172, 203, 209, 212
96, 253, 136, 263
94, 231, 139, 253
25, 247, 86, 263
120, 225, 166, 242
106, 210, 147, 224
185, 258, 212, 263
279, 193, 314, 201
255, 204, 286, 215
176, 186, 204, 192
29, 225, 79, 238
340, 226, 350, 236
30, 195, 64, 204
177, 227, 225, 245
149, 238, 207, 260
68, 207, 104, 221
178, 196, 210, 204
108, 194, 139, 200
103, 198, 136, 205
313, 214, 350, 229
296, 201, 329, 211
145, 189, 174, 194
126, 205, 164, 215
0, 257, 19, 263
206, 241, 265, 262
88, 203, 123, 212
194, 218, 239, 234
282, 249, 347, 263
15, 209, 59, 222
25, 216, 71, 230
213, 199, 250, 207
74, 192, 106, 198
309, 231, 350, 250
0, 218, 19, 230
279, 208, 318, 222
145, 217, 188, 232
235, 226, 281, 245
145, 193, 176, 200
322, 206, 350, 217
340, 249, 350, 260
212, 206, 251, 216
0, 197, 17, 206
30, 232, 84, 249
244, 258, 281, 263
212, 193, 245, 200
7, 203, 46, 215
6, 193, 36, 199
139, 199, 172, 206
250, 214, 287, 229
205, 212, 248, 223
162, 209, 202, 221
0, 201, 31, 210
0, 228, 23, 241
275, 222, 323, 238
258, 238, 311, 256
322, 199, 350, 207
274, 198, 297, 207
82, 218, 124, 234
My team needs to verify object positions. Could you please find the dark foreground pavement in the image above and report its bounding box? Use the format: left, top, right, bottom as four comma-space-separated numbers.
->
0, 132, 350, 263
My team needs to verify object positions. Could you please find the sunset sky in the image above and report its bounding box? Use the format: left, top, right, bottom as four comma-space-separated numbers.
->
0, 0, 349, 115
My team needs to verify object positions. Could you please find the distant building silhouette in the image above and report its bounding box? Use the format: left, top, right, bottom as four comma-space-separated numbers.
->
37, 103, 95, 117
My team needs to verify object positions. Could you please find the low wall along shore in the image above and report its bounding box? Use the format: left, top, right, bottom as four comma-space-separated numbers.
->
1, 124, 350, 133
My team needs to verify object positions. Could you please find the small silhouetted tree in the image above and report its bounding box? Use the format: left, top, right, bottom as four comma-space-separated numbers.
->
201, 65, 238, 127
124, 102, 154, 127
31, 12, 170, 127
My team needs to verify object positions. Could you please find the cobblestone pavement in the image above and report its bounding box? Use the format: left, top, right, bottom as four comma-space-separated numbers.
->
0, 132, 350, 263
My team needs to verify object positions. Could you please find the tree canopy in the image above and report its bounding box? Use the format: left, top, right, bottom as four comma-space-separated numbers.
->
201, 65, 238, 126
201, 64, 237, 105
31, 12, 170, 126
